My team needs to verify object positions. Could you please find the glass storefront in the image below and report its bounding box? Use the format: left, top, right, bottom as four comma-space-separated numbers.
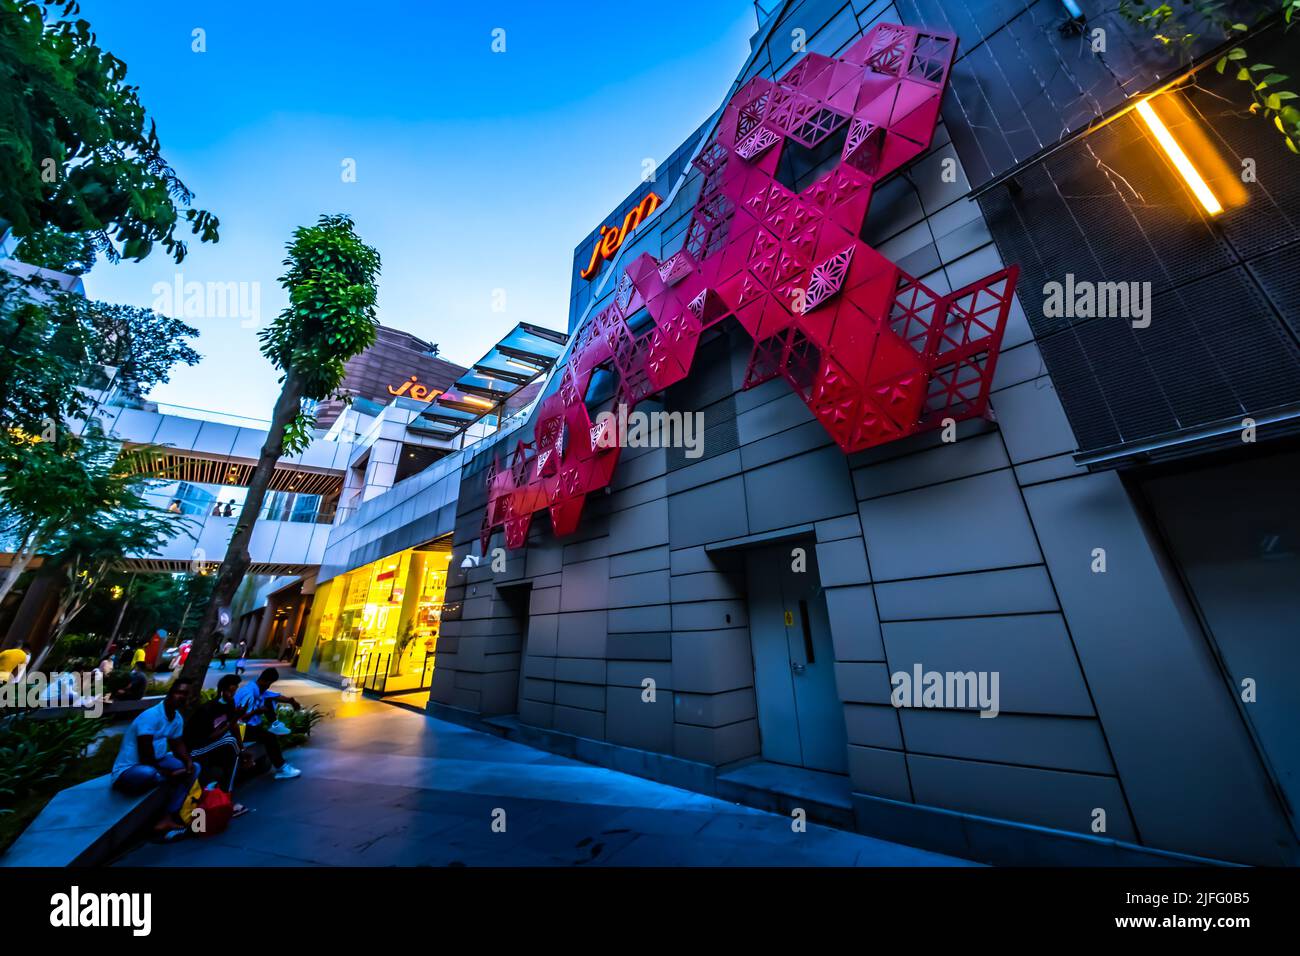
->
301, 540, 451, 692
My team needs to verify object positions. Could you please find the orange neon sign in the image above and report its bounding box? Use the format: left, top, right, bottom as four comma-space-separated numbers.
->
387, 376, 442, 402
579, 191, 662, 280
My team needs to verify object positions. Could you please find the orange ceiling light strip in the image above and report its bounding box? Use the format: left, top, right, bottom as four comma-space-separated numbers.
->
1136, 98, 1223, 216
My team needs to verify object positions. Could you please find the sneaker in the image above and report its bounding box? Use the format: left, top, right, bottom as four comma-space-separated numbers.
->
274, 764, 301, 780
268, 720, 291, 736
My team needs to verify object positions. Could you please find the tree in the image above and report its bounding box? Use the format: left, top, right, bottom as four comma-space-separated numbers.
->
82, 301, 200, 396
35, 497, 177, 668
180, 214, 380, 689
0, 270, 91, 432
0, 425, 182, 611
14, 224, 98, 274
0, 0, 218, 260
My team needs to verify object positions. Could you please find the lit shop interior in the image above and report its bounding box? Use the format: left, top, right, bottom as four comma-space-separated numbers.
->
300, 539, 452, 693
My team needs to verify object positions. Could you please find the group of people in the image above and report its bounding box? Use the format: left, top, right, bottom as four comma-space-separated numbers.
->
163, 498, 239, 517
111, 667, 305, 839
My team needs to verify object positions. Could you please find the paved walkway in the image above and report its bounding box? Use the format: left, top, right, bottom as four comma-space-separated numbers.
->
119, 668, 973, 867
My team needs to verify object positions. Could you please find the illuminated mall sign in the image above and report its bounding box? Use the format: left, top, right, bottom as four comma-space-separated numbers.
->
579, 191, 662, 280
387, 375, 442, 402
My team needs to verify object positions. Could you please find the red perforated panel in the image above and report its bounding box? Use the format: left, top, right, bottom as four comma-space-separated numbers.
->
481, 23, 1019, 553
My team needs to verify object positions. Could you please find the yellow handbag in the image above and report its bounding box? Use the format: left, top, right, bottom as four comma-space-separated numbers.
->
178, 779, 204, 825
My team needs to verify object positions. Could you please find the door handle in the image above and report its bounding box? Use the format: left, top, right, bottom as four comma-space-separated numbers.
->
791, 661, 806, 675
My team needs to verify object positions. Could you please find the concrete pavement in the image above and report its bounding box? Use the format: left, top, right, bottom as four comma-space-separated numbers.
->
118, 668, 974, 866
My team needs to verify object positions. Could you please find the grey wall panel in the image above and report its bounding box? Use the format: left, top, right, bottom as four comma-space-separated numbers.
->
522, 655, 555, 680
815, 537, 871, 587
526, 613, 558, 657
529, 587, 559, 616
900, 710, 1115, 775
671, 628, 755, 695
833, 662, 894, 705
736, 391, 817, 445
669, 545, 716, 577
674, 720, 760, 766
554, 681, 606, 712
815, 514, 864, 542
665, 449, 743, 495
607, 661, 671, 688
882, 614, 1094, 717
853, 431, 1008, 501
874, 566, 1058, 621
609, 569, 671, 608
848, 745, 913, 802
554, 657, 606, 685
670, 570, 744, 603
988, 377, 1080, 464
519, 699, 554, 729
906, 752, 1137, 842
740, 420, 836, 472
744, 446, 857, 533
607, 498, 671, 554
673, 688, 757, 728
607, 686, 674, 753
554, 610, 606, 659
825, 585, 886, 661
553, 705, 604, 740
559, 557, 610, 612
608, 604, 672, 633
859, 469, 1042, 580
671, 599, 747, 631
1024, 470, 1296, 864
610, 546, 670, 577
605, 632, 671, 660
844, 703, 904, 750
668, 476, 749, 547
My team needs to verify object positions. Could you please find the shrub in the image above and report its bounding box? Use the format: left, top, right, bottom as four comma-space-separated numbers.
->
274, 704, 324, 748
0, 713, 105, 810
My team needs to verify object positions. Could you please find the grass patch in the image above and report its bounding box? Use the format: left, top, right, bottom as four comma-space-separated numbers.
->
0, 734, 122, 854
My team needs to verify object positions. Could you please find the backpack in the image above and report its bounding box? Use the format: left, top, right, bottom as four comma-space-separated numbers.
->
195, 785, 234, 837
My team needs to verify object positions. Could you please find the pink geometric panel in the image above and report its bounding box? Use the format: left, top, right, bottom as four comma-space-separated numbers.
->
479, 22, 1019, 554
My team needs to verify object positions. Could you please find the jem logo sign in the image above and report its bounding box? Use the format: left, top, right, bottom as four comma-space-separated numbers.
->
579, 192, 661, 280
50, 886, 151, 936
386, 375, 442, 402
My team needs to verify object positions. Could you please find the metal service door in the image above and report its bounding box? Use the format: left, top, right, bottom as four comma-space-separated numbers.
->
745, 544, 849, 774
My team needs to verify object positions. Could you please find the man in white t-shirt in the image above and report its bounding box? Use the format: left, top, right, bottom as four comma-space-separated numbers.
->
112, 678, 199, 835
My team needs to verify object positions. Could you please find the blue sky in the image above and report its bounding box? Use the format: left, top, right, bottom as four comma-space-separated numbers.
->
76, 0, 757, 419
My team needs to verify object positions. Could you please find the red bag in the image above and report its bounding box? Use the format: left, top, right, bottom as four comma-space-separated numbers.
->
195, 786, 233, 837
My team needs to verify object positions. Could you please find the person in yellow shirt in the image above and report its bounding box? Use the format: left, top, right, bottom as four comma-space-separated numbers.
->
0, 643, 32, 684
131, 645, 147, 669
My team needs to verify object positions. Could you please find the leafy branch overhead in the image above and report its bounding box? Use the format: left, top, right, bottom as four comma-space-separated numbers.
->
258, 213, 382, 454
1119, 1, 1300, 154
0, 0, 219, 260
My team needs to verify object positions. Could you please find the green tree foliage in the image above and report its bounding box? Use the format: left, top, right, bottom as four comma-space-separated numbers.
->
1119, 1, 1300, 153
181, 214, 381, 689
81, 301, 201, 396
0, 0, 218, 260
13, 224, 98, 275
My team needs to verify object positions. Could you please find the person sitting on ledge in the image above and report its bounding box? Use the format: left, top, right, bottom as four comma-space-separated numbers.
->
233, 667, 302, 780
112, 660, 149, 702
185, 674, 253, 817
111, 678, 199, 837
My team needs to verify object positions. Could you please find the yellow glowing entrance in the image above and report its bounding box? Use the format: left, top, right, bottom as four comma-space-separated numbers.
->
298, 539, 451, 693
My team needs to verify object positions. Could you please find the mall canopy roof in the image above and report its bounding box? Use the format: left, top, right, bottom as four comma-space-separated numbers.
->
411, 321, 568, 440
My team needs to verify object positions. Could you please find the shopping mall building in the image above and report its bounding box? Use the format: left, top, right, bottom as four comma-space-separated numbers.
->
23, 0, 1292, 866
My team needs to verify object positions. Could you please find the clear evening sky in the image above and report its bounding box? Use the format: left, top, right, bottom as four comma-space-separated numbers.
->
75, 1, 756, 420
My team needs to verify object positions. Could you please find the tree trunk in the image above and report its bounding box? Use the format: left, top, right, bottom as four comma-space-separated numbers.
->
0, 531, 41, 606
178, 368, 304, 701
